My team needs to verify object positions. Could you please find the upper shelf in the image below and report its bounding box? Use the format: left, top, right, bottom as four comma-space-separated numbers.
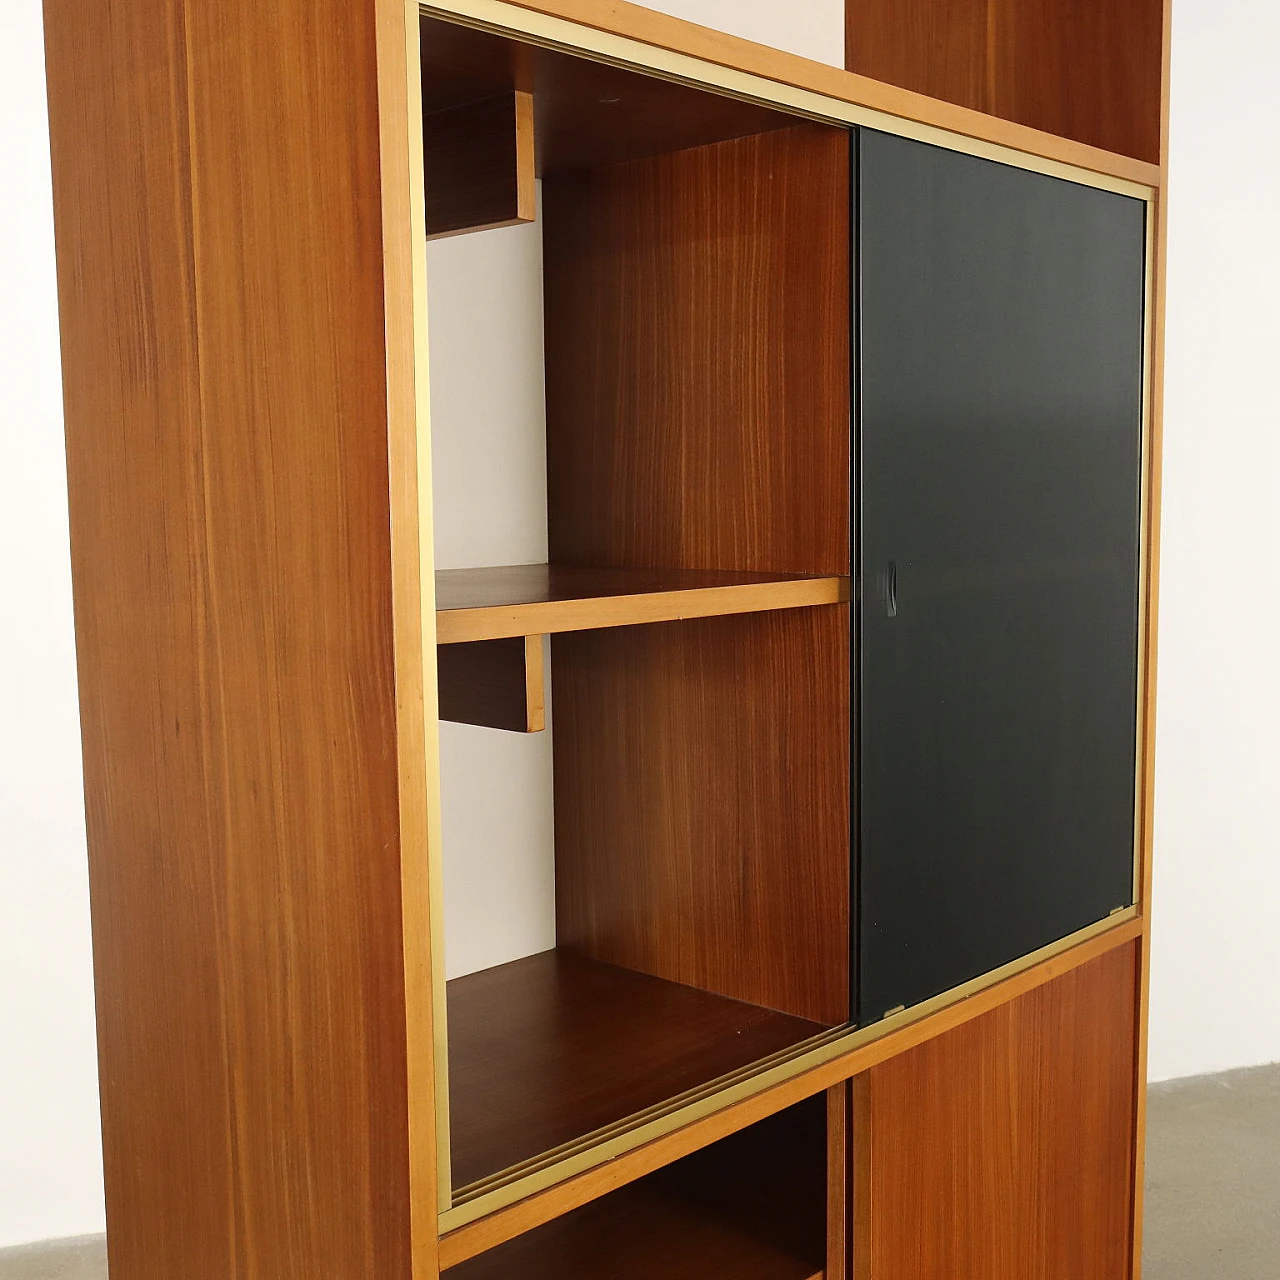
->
435, 564, 851, 645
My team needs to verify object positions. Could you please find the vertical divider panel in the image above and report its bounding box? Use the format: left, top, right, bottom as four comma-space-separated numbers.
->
542, 123, 853, 1024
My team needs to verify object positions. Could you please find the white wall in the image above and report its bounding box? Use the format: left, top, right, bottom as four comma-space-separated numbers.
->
427, 214, 558, 979
1145, 2, 1280, 1081
643, 0, 843, 62
0, 0, 105, 1249
3, 0, 1278, 1249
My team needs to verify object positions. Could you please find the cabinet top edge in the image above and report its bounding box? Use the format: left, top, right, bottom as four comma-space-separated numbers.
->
415, 0, 1161, 194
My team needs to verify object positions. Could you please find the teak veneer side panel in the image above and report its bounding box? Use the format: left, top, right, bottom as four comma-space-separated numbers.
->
42, 0, 422, 1274
553, 609, 851, 1025
857, 942, 1139, 1280
544, 123, 850, 577
845, 0, 1165, 163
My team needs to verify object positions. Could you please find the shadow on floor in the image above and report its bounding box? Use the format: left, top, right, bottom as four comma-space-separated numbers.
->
1, 1062, 1276, 1278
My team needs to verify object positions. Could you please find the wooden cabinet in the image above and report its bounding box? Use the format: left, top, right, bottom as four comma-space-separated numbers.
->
40, 0, 1166, 1277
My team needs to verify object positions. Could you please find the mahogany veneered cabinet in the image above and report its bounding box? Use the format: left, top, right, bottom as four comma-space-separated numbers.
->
41, 0, 1167, 1278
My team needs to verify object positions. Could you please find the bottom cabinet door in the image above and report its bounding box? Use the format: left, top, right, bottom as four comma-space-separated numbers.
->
853, 942, 1139, 1280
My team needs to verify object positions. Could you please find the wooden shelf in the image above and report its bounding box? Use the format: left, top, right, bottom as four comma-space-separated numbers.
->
447, 949, 828, 1192
435, 564, 849, 645
443, 1181, 824, 1279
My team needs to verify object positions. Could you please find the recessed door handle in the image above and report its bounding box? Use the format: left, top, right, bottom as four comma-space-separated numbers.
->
886, 560, 898, 618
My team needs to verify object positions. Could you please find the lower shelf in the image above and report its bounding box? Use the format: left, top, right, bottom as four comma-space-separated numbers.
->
442, 1181, 824, 1280
447, 949, 828, 1192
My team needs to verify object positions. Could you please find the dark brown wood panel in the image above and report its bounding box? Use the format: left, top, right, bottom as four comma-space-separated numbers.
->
447, 949, 825, 1191
444, 1183, 823, 1280
436, 563, 848, 643
437, 636, 545, 732
447, 1094, 828, 1280
419, 14, 797, 174
553, 608, 851, 1025
846, 0, 1164, 162
424, 90, 535, 238
855, 942, 1139, 1279
42, 0, 420, 1275
543, 123, 850, 576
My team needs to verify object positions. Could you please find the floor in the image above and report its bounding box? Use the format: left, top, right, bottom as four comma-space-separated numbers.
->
1, 1063, 1275, 1279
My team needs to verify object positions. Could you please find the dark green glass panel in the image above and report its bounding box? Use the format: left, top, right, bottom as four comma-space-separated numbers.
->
856, 129, 1145, 1022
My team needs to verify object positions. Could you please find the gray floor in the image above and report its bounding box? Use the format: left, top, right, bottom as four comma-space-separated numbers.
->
1, 1063, 1276, 1278
1143, 1062, 1280, 1279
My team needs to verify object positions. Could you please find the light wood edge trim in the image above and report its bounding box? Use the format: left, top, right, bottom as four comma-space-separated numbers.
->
378, 0, 446, 1265
425, 214, 535, 241
417, 0, 1159, 193
438, 913, 1143, 1261
1132, 6, 1173, 1274
514, 89, 536, 220
524, 634, 546, 732
851, 1076, 871, 1280
395, 0, 455, 1215
436, 577, 850, 643
826, 1084, 848, 1280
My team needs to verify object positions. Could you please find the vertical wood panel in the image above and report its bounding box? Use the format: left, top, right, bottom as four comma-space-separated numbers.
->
543, 122, 850, 577
42, 0, 424, 1273
553, 608, 850, 1026
1131, 6, 1174, 1274
856, 942, 1139, 1279
846, 0, 1165, 163
826, 1085, 849, 1280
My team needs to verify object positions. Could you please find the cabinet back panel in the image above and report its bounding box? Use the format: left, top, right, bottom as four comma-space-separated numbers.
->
543, 123, 851, 577
845, 0, 1165, 164
857, 129, 1145, 1021
554, 608, 851, 1026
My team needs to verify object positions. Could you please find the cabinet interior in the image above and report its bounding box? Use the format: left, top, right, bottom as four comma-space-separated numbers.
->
421, 13, 853, 1200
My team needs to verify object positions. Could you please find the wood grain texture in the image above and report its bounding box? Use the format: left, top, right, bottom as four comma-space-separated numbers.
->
438, 919, 1140, 1267
42, 0, 425, 1274
423, 90, 535, 238
856, 942, 1140, 1280
444, 1184, 822, 1280
437, 635, 545, 732
1132, 6, 1173, 1274
456, 0, 1159, 184
553, 609, 850, 1026
826, 1086, 848, 1280
846, 0, 1165, 163
382, 0, 445, 1254
420, 13, 796, 174
447, 1094, 829, 1280
446, 950, 825, 1191
436, 564, 849, 643
544, 123, 850, 577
